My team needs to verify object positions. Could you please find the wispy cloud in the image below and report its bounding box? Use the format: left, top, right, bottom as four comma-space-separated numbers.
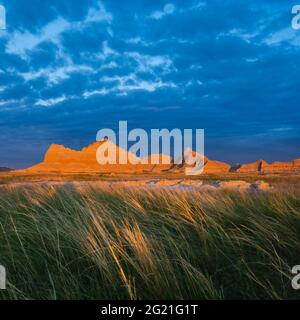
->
264, 28, 300, 46
6, 17, 70, 57
83, 88, 110, 98
0, 86, 7, 93
19, 49, 94, 85
220, 28, 259, 43
0, 99, 19, 106
149, 2, 205, 20
100, 61, 118, 70
125, 52, 174, 74
96, 41, 119, 60
35, 96, 68, 107
85, 1, 112, 24
115, 78, 176, 93
191, 1, 207, 10
20, 63, 94, 85
84, 73, 176, 98
6, 1, 112, 58
150, 3, 175, 20
144, 105, 181, 112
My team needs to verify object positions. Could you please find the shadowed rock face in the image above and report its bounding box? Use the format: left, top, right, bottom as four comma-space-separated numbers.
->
171, 149, 230, 174
235, 160, 266, 173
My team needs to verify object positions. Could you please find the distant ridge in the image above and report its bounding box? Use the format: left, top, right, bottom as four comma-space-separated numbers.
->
0, 167, 13, 172
14, 141, 300, 175
234, 159, 300, 174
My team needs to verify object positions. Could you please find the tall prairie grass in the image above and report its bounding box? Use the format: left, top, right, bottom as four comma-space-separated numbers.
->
0, 184, 300, 299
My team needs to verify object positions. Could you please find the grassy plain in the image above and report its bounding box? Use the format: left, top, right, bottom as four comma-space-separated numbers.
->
0, 180, 299, 299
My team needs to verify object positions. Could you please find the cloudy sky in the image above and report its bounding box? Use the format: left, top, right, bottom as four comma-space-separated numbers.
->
0, 0, 300, 168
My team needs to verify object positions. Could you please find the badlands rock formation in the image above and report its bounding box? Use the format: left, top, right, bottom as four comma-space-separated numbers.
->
25, 141, 173, 173
235, 159, 300, 174
262, 159, 300, 174
18, 140, 300, 175
21, 141, 230, 174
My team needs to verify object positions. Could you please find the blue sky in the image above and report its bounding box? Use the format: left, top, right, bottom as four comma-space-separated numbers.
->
0, 0, 300, 168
